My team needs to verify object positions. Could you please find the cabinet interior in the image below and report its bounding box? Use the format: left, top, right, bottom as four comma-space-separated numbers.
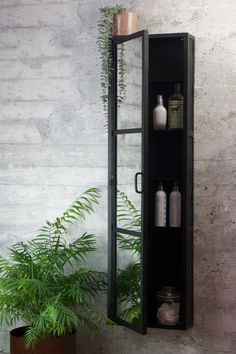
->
147, 36, 185, 328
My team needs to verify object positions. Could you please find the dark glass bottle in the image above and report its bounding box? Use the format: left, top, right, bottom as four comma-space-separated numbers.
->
168, 83, 183, 129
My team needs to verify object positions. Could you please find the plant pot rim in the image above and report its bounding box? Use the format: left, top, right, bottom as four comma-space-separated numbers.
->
10, 326, 76, 339
10, 326, 76, 354
114, 11, 137, 16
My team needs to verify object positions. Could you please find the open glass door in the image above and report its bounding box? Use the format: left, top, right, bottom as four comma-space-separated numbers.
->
108, 30, 148, 334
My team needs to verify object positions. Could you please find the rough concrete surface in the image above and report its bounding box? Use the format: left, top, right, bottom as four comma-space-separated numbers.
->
0, 0, 236, 353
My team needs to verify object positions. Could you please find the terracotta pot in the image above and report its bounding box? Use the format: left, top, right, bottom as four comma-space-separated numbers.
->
112, 12, 137, 36
10, 326, 76, 354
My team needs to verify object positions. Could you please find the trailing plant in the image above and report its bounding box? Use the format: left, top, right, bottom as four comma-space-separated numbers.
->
116, 190, 141, 324
0, 188, 111, 348
97, 5, 127, 115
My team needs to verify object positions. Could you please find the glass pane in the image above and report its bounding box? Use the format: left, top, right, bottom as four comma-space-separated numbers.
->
117, 37, 142, 129
116, 232, 141, 326
116, 134, 142, 232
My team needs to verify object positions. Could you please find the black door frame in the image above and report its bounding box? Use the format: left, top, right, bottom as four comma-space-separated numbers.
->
108, 30, 149, 334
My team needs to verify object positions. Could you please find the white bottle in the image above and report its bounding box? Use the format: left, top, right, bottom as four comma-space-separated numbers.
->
153, 95, 167, 130
155, 182, 167, 227
169, 182, 181, 227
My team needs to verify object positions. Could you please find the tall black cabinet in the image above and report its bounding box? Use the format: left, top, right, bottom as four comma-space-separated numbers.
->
108, 31, 194, 334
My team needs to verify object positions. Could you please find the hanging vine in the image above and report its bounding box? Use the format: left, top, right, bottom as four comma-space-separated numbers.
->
97, 5, 127, 116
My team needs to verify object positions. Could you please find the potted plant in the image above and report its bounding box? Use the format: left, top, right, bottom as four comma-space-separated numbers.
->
112, 11, 137, 36
97, 5, 137, 116
0, 188, 110, 354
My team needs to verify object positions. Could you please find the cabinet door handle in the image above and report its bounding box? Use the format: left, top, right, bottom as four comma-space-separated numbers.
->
134, 172, 143, 194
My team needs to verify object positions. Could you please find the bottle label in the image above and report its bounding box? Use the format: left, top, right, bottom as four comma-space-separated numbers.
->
168, 100, 183, 129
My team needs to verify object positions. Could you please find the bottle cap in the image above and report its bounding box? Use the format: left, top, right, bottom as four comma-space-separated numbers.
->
173, 181, 179, 191
157, 181, 164, 191
174, 83, 181, 93
157, 95, 163, 105
157, 286, 181, 300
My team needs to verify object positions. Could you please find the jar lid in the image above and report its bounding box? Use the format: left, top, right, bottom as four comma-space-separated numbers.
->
156, 286, 181, 300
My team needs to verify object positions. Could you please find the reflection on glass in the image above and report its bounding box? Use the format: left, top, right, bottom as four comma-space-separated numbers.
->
117, 37, 142, 129
116, 232, 141, 325
115, 34, 143, 325
116, 134, 142, 232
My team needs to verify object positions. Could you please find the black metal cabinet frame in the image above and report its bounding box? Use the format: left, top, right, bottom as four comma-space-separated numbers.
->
108, 31, 195, 334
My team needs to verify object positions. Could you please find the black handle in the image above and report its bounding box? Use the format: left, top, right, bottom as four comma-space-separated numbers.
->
134, 172, 143, 194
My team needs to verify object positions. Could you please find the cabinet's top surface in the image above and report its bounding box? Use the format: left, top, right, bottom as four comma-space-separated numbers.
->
112, 31, 195, 42
149, 32, 194, 40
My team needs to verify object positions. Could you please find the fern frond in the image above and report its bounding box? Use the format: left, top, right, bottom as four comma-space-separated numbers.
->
25, 303, 80, 348
117, 233, 141, 256
64, 268, 107, 298
117, 190, 141, 231
120, 303, 140, 325
34, 188, 101, 244
117, 262, 141, 304
59, 188, 101, 227
24, 327, 41, 349
0, 256, 10, 274
0, 307, 15, 326
17, 278, 48, 300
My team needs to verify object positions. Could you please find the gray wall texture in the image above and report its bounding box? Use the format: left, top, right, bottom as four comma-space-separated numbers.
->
0, 0, 236, 353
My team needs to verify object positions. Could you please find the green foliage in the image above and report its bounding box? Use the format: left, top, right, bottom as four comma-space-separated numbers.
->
117, 262, 141, 324
117, 190, 141, 232
0, 188, 111, 348
116, 190, 141, 324
117, 233, 141, 256
97, 5, 127, 116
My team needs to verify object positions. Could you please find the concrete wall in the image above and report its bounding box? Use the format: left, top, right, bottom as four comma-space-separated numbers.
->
0, 0, 235, 353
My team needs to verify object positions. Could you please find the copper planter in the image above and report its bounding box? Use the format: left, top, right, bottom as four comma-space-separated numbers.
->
112, 12, 137, 36
10, 327, 76, 354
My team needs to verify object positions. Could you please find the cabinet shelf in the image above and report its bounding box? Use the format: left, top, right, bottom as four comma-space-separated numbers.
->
150, 177, 182, 182
148, 322, 186, 330
151, 129, 184, 133
149, 80, 183, 84
150, 130, 184, 137
153, 226, 182, 232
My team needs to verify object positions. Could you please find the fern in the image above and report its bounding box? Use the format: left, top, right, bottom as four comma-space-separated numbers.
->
0, 188, 110, 348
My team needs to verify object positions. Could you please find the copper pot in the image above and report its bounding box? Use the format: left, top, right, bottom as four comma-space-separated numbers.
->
112, 12, 137, 36
10, 326, 76, 354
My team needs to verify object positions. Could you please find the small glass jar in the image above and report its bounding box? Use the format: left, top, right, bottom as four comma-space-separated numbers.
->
156, 286, 181, 326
